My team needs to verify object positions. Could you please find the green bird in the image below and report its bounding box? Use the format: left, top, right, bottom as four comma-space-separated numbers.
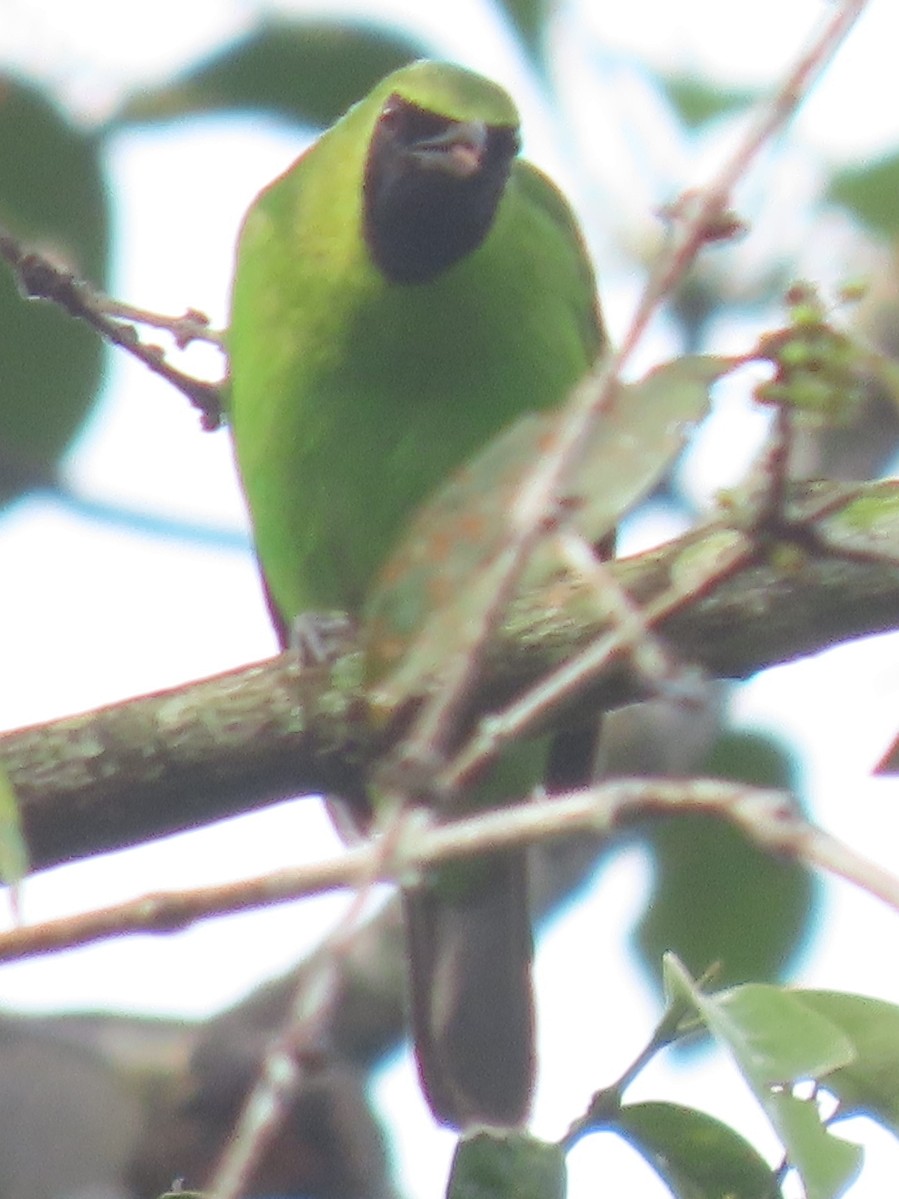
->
228, 59, 605, 1130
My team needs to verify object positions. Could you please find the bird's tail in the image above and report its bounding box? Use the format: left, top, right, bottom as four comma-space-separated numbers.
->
402, 848, 534, 1130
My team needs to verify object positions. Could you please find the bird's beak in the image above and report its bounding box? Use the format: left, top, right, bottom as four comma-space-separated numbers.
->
409, 120, 489, 178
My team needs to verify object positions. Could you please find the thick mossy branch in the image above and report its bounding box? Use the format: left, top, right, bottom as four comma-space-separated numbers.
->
2, 480, 897, 874
3, 658, 374, 872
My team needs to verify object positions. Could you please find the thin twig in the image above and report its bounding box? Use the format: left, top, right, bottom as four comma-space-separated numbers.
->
0, 227, 226, 430
555, 530, 691, 691
4, 776, 899, 967
563, 988, 702, 1149
95, 296, 224, 349
442, 525, 752, 795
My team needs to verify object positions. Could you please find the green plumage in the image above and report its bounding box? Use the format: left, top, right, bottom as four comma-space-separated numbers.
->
229, 60, 600, 617
228, 59, 604, 1129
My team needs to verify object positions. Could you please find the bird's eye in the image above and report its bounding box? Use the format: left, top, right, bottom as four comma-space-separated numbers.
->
378, 95, 455, 146
379, 94, 405, 126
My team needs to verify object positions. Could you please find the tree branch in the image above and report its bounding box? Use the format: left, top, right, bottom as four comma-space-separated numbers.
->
2, 772, 897, 966
0, 226, 226, 430
2, 478, 896, 876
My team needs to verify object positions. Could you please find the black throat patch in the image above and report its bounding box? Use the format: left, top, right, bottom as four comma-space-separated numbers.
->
363, 93, 519, 286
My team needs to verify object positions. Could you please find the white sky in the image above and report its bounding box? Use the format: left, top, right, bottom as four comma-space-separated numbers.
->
2, 2, 899, 1197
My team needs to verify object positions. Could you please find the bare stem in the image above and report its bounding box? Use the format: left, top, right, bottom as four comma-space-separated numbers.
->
0, 227, 226, 430
442, 525, 752, 795
3, 776, 899, 967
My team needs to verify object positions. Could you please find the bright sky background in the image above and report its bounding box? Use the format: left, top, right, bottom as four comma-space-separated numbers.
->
2, 2, 899, 1197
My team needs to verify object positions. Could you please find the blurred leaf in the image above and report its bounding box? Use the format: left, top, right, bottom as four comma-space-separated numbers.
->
365, 354, 734, 704
666, 961, 862, 1199
0, 766, 28, 886
636, 731, 815, 994
114, 20, 429, 131
766, 1091, 861, 1199
0, 1019, 142, 1198
448, 1128, 566, 1199
829, 153, 899, 240
615, 1101, 779, 1198
862, 351, 899, 416
637, 815, 815, 992
815, 483, 899, 556
799, 990, 899, 1134
494, 0, 550, 58
659, 73, 758, 129
696, 983, 854, 1088
0, 74, 108, 503
755, 291, 870, 427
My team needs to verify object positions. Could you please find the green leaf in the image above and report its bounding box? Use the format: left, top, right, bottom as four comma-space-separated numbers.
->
766, 1090, 861, 1199
364, 354, 734, 703
828, 153, 899, 240
799, 991, 899, 1134
113, 19, 428, 131
0, 765, 29, 886
754, 294, 869, 426
659, 73, 759, 129
638, 814, 815, 992
815, 483, 899, 557
0, 74, 108, 503
637, 732, 815, 994
494, 0, 550, 58
615, 1100, 779, 1199
665, 960, 862, 1199
448, 1128, 566, 1199
694, 982, 854, 1090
